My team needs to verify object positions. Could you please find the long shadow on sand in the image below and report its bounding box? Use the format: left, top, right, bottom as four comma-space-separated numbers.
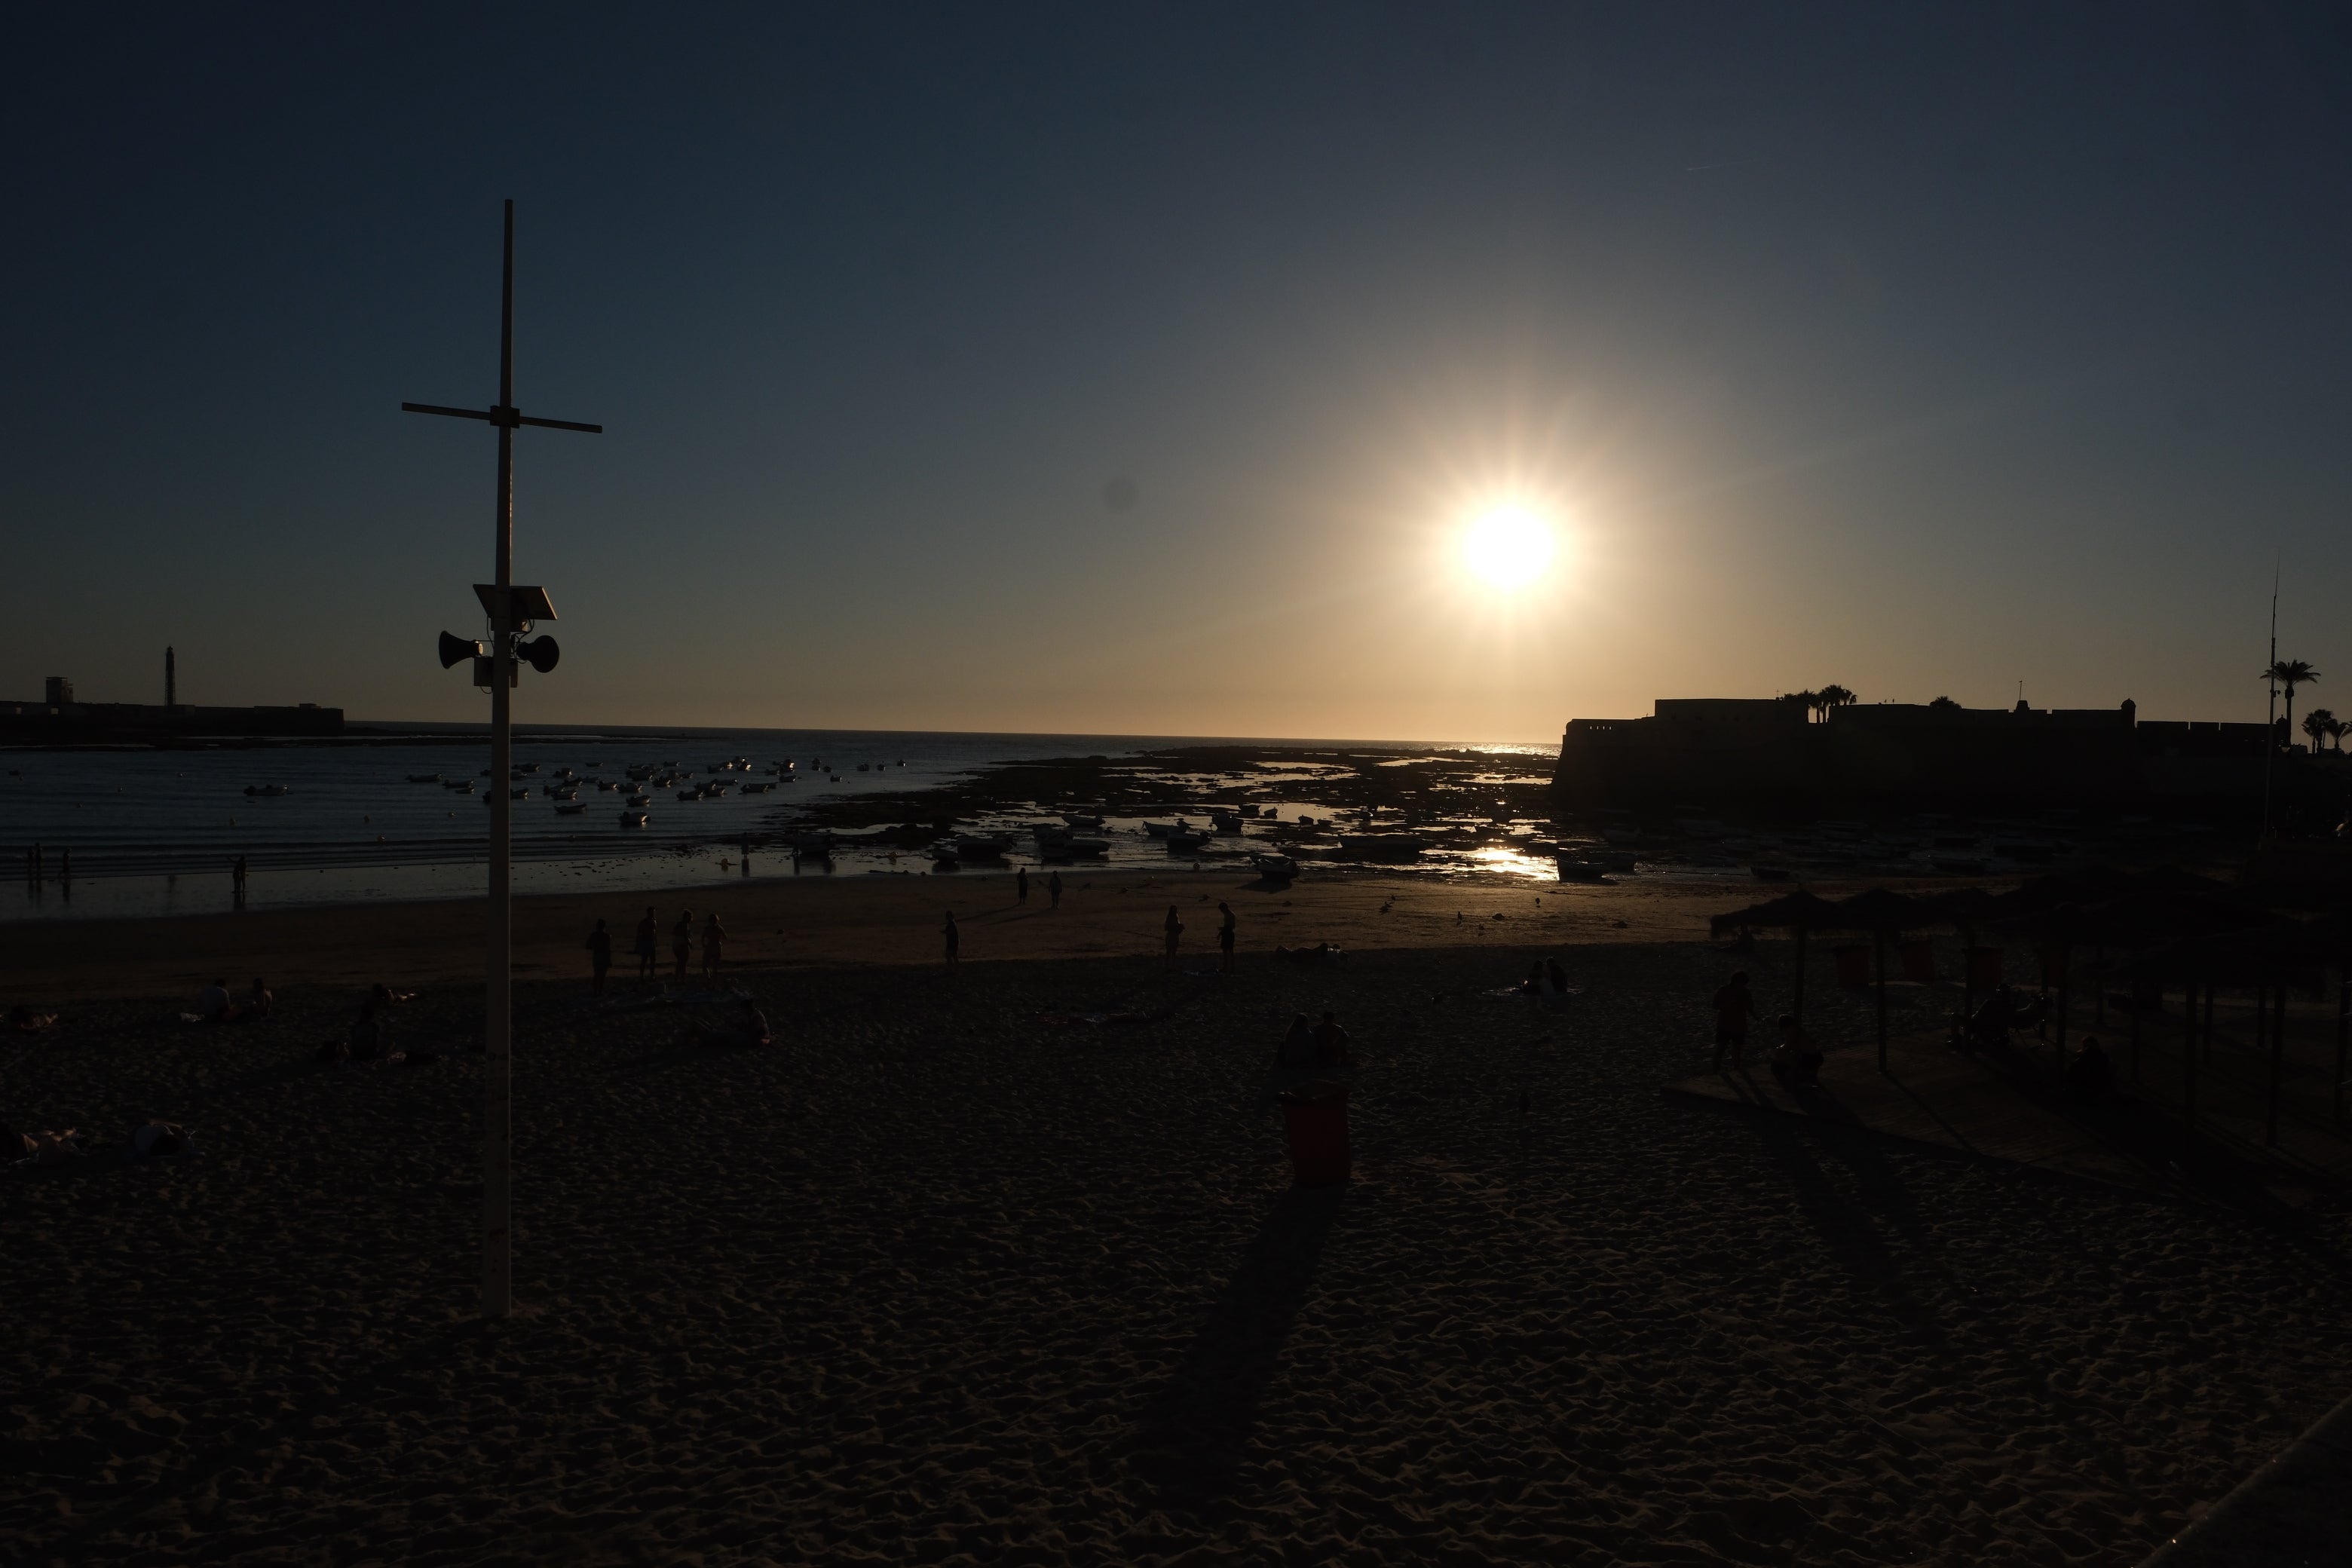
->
1126, 1183, 1346, 1511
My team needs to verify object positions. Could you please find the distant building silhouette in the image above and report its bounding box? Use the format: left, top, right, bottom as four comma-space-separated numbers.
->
165, 646, 176, 708
43, 675, 72, 706
1553, 697, 2275, 811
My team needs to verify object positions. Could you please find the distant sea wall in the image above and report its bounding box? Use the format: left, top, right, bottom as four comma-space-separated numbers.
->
0, 699, 344, 743
1551, 697, 2289, 813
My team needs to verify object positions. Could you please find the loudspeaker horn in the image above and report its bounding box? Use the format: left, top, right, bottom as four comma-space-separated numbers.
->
518, 635, 560, 674
438, 631, 484, 669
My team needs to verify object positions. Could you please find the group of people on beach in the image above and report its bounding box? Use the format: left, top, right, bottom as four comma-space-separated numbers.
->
586, 908, 728, 992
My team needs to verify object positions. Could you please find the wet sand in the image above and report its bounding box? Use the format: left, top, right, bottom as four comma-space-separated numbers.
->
6, 937, 2347, 1566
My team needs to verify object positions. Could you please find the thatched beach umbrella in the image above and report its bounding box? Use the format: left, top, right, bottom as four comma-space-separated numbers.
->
2127, 913, 2334, 1144
1822, 888, 1931, 1071
1920, 886, 2003, 1021
1708, 890, 1840, 1023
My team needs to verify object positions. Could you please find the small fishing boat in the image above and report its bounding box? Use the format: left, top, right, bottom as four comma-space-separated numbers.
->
555, 801, 588, 816
510, 788, 531, 799
406, 773, 442, 784
1164, 828, 1212, 851
856, 763, 869, 772
675, 789, 702, 802
1062, 813, 1106, 830
1143, 819, 1191, 838
620, 808, 651, 827
446, 780, 475, 794
626, 792, 651, 808
954, 835, 1013, 860
1250, 852, 1300, 880
1554, 858, 1614, 883
518, 763, 541, 774
740, 780, 774, 793
1058, 836, 1110, 856
243, 783, 290, 798
550, 786, 579, 801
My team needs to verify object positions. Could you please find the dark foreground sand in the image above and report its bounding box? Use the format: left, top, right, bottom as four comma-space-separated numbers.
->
5, 941, 2349, 1566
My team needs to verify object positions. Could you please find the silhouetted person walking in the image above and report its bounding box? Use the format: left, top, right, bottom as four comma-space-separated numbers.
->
701, 912, 725, 982
1217, 901, 1236, 972
1712, 971, 1756, 1071
634, 907, 659, 983
586, 918, 612, 994
1017, 866, 1029, 903
672, 909, 694, 981
1163, 905, 1184, 969
1048, 870, 1062, 909
943, 910, 960, 970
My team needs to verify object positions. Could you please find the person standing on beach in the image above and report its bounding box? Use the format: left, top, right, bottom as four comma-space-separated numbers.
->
672, 910, 694, 981
701, 913, 726, 982
1017, 866, 1029, 903
1712, 972, 1756, 1071
1048, 870, 1062, 910
586, 919, 613, 994
1163, 905, 1184, 969
1313, 1010, 1352, 1067
634, 907, 660, 984
942, 911, 960, 970
1217, 902, 1236, 972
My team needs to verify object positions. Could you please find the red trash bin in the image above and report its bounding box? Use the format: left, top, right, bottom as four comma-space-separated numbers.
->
1967, 947, 2004, 992
1899, 939, 1936, 985
1833, 944, 1872, 990
1280, 1080, 1351, 1187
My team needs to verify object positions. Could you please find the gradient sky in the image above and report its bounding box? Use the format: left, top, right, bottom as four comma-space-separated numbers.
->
7, 4, 2352, 742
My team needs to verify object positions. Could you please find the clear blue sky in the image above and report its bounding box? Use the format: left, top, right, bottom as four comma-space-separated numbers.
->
6, 4, 2351, 740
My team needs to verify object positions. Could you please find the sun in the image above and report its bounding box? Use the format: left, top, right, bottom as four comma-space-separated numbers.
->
1460, 504, 1557, 591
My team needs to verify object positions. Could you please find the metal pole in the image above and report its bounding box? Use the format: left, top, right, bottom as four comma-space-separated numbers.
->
2054, 942, 2071, 1068
483, 198, 516, 1321
2127, 966, 2141, 1085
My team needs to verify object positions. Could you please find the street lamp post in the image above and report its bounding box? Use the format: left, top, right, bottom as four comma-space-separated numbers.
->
406, 200, 601, 1319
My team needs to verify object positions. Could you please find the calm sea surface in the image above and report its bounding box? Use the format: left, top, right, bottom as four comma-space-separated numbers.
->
2, 727, 1562, 920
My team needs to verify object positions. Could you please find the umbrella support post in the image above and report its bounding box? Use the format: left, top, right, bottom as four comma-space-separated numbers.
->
2054, 943, 2071, 1074
1875, 928, 1887, 1074
2094, 945, 2105, 1026
1793, 927, 1807, 1024
2202, 986, 2215, 1064
2182, 978, 2198, 1137
2127, 978, 2141, 1086
2268, 980, 2286, 1147
1960, 923, 1975, 1034
2337, 961, 2347, 1125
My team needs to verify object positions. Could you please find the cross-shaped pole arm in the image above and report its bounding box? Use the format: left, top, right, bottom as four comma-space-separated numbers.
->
402, 401, 603, 434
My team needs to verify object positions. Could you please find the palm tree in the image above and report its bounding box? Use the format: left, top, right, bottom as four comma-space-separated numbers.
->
2303, 708, 2334, 755
1816, 684, 1857, 722
2263, 660, 2320, 750
1928, 695, 1961, 711
1781, 690, 1820, 722
2331, 716, 2349, 753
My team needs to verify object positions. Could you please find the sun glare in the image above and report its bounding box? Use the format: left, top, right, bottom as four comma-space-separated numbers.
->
1460, 504, 1557, 591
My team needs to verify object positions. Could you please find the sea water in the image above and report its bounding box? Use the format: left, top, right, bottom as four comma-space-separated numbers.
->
2, 726, 1566, 919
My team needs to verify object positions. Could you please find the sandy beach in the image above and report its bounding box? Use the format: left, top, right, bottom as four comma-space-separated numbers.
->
7, 914, 2348, 1566
4, 868, 1766, 1005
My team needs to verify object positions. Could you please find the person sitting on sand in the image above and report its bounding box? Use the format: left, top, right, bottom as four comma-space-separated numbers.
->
691, 997, 773, 1049
2065, 1035, 2112, 1107
369, 983, 415, 1007
1313, 1010, 1353, 1067
246, 978, 274, 1019
1518, 962, 1545, 997
1279, 1013, 1317, 1070
196, 978, 240, 1024
127, 1120, 193, 1159
8, 1003, 59, 1034
348, 1001, 398, 1063
1712, 972, 1756, 1071
1770, 1014, 1822, 1089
